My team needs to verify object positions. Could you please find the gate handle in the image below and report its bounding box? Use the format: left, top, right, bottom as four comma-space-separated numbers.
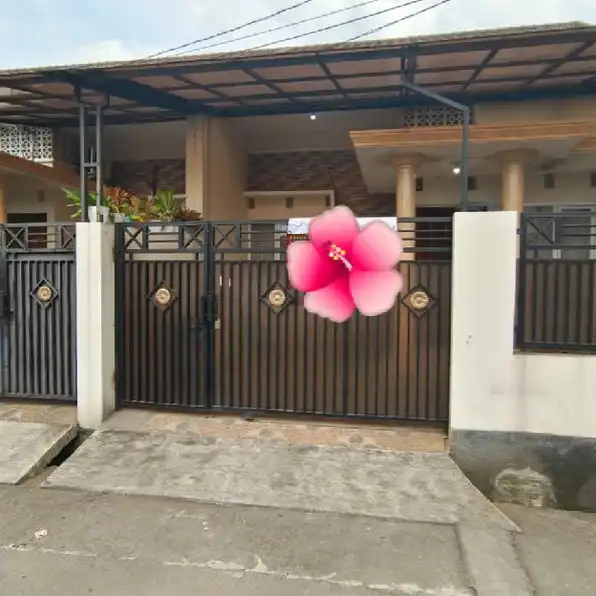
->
200, 294, 219, 324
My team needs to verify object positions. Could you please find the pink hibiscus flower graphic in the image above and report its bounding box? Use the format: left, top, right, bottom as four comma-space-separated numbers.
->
287, 206, 403, 323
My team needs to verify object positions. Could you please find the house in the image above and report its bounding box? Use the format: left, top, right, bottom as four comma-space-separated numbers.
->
0, 21, 595, 511
0, 21, 594, 237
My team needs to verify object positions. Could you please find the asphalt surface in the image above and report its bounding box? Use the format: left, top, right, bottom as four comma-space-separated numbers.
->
0, 469, 594, 595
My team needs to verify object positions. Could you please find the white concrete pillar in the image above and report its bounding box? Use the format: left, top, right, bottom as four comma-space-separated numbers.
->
449, 211, 519, 433
75, 222, 115, 429
185, 115, 207, 216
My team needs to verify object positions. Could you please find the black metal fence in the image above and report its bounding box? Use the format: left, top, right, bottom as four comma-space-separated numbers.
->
517, 212, 596, 352
0, 223, 77, 401
115, 217, 453, 422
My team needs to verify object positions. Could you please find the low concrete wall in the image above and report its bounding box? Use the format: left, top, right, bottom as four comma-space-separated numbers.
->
449, 211, 596, 512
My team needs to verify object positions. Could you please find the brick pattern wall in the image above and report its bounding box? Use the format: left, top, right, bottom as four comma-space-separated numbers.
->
366, 193, 395, 216
247, 150, 393, 216
109, 152, 397, 216
109, 159, 185, 196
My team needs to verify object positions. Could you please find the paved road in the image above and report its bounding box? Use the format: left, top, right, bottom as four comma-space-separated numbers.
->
0, 470, 594, 595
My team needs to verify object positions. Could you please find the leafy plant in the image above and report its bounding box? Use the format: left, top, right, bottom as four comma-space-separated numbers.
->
177, 206, 203, 221
63, 187, 203, 222
64, 188, 99, 220
148, 190, 180, 221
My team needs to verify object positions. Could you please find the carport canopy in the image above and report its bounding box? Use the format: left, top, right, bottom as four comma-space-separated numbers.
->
0, 21, 595, 126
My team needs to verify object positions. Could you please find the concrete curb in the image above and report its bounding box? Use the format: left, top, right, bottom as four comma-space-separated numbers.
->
0, 421, 78, 485
457, 524, 534, 596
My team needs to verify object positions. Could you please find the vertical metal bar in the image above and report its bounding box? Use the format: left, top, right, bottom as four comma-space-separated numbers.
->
204, 223, 215, 408
563, 259, 572, 345
113, 224, 124, 407
588, 261, 595, 346
79, 104, 88, 222
0, 227, 6, 396
516, 213, 527, 348
95, 105, 104, 222
574, 261, 582, 345
460, 108, 470, 211
400, 79, 470, 212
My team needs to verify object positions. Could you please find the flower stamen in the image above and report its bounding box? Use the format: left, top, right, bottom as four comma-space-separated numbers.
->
327, 243, 353, 271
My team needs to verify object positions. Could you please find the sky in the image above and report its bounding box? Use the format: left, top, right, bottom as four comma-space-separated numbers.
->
0, 0, 595, 69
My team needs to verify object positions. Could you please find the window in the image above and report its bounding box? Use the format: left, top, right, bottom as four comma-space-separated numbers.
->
467, 176, 477, 191
543, 174, 555, 189
415, 206, 454, 261
248, 222, 286, 261
415, 177, 424, 192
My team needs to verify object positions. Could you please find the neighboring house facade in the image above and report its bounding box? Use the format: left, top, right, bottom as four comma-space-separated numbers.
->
3, 102, 596, 244
0, 22, 595, 235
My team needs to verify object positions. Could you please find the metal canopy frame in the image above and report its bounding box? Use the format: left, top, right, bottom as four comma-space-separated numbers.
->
0, 23, 594, 126
400, 78, 470, 210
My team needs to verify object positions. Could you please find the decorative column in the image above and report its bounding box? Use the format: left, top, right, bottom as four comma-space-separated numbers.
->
185, 115, 208, 215
492, 149, 539, 212
392, 153, 428, 260
0, 175, 8, 223
391, 154, 428, 411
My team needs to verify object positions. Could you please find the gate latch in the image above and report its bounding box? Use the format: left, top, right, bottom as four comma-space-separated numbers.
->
202, 294, 219, 324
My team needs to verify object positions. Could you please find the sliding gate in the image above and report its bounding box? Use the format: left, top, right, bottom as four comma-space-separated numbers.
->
115, 219, 452, 422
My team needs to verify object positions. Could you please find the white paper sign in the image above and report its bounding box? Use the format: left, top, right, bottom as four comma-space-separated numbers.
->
287, 217, 398, 235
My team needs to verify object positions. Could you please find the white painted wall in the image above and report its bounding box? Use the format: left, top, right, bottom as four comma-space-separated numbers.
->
7, 175, 72, 221
368, 169, 596, 207
449, 211, 596, 440
76, 223, 116, 429
103, 121, 186, 160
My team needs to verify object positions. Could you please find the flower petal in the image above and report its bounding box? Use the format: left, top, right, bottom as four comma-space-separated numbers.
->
304, 276, 355, 323
308, 206, 359, 253
287, 241, 341, 292
351, 221, 403, 271
349, 269, 403, 317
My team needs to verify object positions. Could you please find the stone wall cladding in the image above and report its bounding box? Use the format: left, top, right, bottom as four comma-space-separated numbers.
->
247, 150, 393, 217
110, 159, 185, 196
110, 151, 396, 216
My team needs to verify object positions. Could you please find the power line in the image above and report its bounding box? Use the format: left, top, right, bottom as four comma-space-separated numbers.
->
172, 0, 387, 57
147, 0, 318, 58
345, 0, 453, 41
237, 0, 441, 52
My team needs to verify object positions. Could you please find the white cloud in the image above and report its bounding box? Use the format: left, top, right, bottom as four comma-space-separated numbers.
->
74, 39, 148, 64
1, 0, 594, 68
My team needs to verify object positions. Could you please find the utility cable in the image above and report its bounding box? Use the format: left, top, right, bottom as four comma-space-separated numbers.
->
147, 0, 318, 58
240, 0, 443, 52
345, 0, 453, 42
172, 0, 387, 56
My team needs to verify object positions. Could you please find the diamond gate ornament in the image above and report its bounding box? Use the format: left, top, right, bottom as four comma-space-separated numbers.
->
401, 285, 437, 318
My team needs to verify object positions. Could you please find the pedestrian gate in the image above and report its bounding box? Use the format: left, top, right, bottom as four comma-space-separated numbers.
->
115, 219, 452, 422
0, 223, 76, 402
